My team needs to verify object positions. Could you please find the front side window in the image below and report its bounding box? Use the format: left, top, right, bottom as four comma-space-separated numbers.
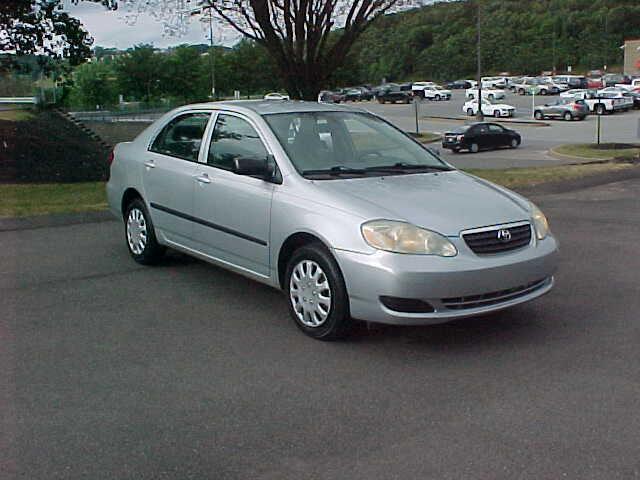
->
264, 111, 449, 177
208, 114, 269, 171
488, 124, 504, 133
150, 113, 211, 161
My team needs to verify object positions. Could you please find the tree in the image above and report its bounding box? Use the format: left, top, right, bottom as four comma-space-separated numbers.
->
1, 0, 92, 68
163, 45, 209, 102
69, 60, 118, 108
114, 45, 166, 103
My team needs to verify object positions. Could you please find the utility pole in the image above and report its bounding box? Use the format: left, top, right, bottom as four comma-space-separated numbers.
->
207, 7, 216, 100
476, 0, 484, 121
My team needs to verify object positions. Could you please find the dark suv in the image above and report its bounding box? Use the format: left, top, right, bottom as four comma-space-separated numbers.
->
376, 87, 412, 104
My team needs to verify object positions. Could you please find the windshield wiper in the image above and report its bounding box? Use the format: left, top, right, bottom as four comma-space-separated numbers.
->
302, 165, 368, 176
365, 162, 453, 173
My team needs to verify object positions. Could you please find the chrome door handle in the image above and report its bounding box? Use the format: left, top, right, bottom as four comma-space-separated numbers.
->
144, 160, 156, 168
194, 173, 211, 184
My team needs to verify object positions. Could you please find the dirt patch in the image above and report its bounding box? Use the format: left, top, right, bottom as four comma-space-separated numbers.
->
0, 111, 109, 183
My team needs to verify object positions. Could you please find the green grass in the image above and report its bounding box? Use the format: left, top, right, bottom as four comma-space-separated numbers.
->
0, 182, 107, 218
0, 109, 35, 121
466, 162, 635, 189
553, 143, 640, 161
411, 132, 441, 143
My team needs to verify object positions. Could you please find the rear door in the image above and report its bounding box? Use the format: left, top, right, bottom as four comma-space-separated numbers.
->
474, 124, 491, 149
143, 111, 212, 245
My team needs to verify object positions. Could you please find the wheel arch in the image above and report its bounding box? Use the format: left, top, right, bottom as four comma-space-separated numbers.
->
121, 187, 144, 218
277, 232, 332, 290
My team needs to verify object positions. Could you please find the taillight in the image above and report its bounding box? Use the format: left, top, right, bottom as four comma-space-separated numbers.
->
106, 149, 114, 181
573, 104, 581, 110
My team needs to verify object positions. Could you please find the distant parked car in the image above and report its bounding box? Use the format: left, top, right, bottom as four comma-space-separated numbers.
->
603, 73, 631, 87
513, 78, 556, 95
446, 79, 472, 89
481, 76, 509, 89
623, 91, 640, 109
442, 122, 521, 153
376, 87, 412, 104
462, 99, 515, 118
540, 77, 570, 92
586, 77, 604, 89
340, 88, 365, 102
263, 92, 290, 100
465, 87, 505, 100
317, 90, 343, 103
560, 89, 587, 99
534, 98, 589, 121
553, 75, 588, 89
419, 86, 452, 101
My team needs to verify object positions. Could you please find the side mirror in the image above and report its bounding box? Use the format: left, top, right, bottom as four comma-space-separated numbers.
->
232, 154, 276, 181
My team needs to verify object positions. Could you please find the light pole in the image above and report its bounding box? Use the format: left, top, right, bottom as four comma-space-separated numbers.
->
476, 0, 484, 121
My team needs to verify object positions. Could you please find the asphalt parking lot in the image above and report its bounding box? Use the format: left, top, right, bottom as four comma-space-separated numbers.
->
2, 177, 640, 479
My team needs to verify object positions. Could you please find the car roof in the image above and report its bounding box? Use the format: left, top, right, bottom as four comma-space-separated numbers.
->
183, 99, 365, 116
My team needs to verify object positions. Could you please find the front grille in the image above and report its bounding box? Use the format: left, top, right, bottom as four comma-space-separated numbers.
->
463, 223, 532, 255
441, 278, 550, 310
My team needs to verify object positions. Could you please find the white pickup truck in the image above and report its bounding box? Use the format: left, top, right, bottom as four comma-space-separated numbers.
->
573, 91, 633, 114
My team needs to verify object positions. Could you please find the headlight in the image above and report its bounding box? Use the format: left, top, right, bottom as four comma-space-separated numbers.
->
361, 220, 457, 256
530, 203, 550, 240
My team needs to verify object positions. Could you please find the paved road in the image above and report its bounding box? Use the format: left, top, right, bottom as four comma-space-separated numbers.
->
2, 177, 640, 479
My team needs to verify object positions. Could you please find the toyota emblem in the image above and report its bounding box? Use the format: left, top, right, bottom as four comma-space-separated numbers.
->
497, 229, 512, 242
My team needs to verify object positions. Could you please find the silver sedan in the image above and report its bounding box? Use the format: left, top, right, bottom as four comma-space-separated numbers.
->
107, 100, 558, 340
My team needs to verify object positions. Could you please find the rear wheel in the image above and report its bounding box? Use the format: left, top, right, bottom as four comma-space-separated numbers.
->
124, 198, 165, 265
470, 143, 479, 153
285, 243, 352, 340
467, 108, 474, 116
563, 111, 573, 121
540, 89, 548, 95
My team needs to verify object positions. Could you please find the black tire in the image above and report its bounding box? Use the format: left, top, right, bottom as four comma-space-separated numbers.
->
378, 98, 385, 104
510, 138, 519, 148
467, 108, 474, 116
452, 148, 461, 153
518, 89, 525, 95
488, 94, 495, 100
124, 198, 165, 265
494, 110, 501, 118
595, 104, 605, 115
534, 110, 544, 120
435, 94, 441, 101
284, 243, 352, 340
470, 143, 479, 153
563, 111, 572, 121
540, 89, 548, 96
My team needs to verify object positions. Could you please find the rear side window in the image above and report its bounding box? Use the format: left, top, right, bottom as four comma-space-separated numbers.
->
488, 124, 504, 133
150, 113, 211, 161
208, 114, 268, 171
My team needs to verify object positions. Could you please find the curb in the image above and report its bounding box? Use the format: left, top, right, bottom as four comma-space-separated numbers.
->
0, 210, 115, 232
422, 115, 550, 127
548, 146, 617, 163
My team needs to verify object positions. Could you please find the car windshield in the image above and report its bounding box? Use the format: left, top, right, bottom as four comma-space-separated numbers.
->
264, 111, 451, 178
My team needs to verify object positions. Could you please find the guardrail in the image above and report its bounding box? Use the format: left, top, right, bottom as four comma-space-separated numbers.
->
68, 108, 168, 123
0, 96, 38, 104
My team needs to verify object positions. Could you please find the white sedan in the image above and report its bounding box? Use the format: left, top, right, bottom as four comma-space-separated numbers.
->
560, 89, 586, 99
465, 88, 505, 100
264, 92, 290, 100
463, 99, 515, 118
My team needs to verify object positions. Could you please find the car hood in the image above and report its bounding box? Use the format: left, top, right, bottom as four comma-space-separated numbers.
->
490, 103, 513, 109
312, 171, 530, 236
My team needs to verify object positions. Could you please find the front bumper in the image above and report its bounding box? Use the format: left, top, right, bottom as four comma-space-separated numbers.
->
334, 235, 558, 325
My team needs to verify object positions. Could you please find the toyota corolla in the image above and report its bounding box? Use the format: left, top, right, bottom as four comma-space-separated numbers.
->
107, 100, 558, 340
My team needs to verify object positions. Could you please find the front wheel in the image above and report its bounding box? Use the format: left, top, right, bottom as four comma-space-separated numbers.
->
124, 198, 165, 265
534, 110, 544, 120
470, 143, 479, 153
510, 138, 520, 148
285, 244, 352, 340
563, 112, 572, 121
467, 108, 474, 116
494, 110, 501, 118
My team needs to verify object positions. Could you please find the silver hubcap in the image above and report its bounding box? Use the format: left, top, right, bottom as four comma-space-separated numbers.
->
126, 208, 147, 255
289, 260, 331, 327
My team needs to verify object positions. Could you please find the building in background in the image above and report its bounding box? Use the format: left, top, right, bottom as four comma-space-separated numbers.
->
623, 38, 640, 76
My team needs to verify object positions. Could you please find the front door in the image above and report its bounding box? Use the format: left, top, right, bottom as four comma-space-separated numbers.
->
192, 112, 274, 277
142, 111, 211, 245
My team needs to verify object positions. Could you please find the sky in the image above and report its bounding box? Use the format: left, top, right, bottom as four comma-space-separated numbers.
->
65, 1, 241, 50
